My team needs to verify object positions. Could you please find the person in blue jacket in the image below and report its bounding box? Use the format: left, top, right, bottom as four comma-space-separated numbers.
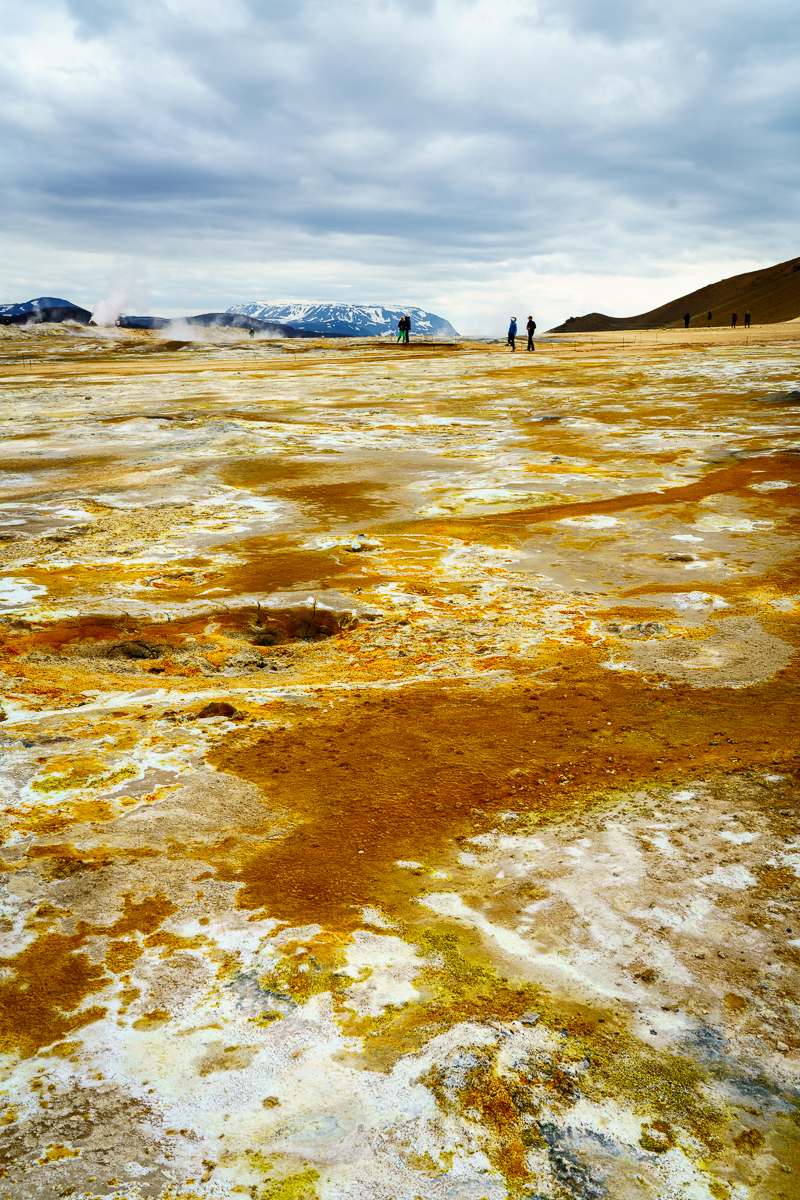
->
507, 317, 517, 351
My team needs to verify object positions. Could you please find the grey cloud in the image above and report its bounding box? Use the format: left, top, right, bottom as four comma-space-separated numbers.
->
0, 0, 798, 326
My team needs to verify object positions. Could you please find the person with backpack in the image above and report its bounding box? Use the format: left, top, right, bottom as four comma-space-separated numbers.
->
507, 317, 517, 351
526, 316, 536, 350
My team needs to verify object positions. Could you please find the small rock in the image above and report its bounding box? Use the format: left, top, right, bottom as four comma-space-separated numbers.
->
519, 1012, 540, 1026
194, 701, 240, 720
624, 621, 667, 639
22, 734, 73, 747
640, 1123, 672, 1153
777, 1041, 789, 1052
484, 1019, 511, 1037
106, 639, 163, 660
754, 390, 800, 406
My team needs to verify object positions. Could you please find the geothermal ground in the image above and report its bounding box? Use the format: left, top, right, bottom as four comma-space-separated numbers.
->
0, 322, 799, 1200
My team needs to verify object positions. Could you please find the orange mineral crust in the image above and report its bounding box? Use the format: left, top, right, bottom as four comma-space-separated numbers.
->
208, 668, 799, 929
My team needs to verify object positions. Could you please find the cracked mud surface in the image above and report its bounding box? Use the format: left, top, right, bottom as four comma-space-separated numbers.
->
0, 322, 799, 1199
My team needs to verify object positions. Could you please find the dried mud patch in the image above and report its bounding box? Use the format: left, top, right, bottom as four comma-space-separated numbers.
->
20, 770, 288, 866
0, 1078, 192, 1199
605, 614, 793, 687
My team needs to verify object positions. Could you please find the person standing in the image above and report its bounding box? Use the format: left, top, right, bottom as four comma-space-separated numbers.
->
684, 312, 691, 329
526, 316, 536, 351
707, 311, 712, 324
404, 314, 411, 343
508, 316, 517, 351
731, 312, 738, 328
744, 310, 751, 328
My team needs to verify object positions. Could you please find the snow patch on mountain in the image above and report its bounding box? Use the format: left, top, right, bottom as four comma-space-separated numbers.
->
226, 302, 458, 338
0, 297, 78, 317
0, 297, 93, 325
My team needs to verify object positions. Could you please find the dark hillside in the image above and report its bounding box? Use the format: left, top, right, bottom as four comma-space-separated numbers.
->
548, 255, 800, 332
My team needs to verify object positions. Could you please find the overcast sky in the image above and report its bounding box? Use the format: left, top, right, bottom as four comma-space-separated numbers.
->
1, 0, 798, 332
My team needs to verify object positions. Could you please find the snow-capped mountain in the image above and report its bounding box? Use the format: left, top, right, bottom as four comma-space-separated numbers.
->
0, 297, 92, 325
226, 302, 458, 338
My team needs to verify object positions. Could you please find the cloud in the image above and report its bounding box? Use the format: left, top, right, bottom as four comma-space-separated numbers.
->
0, 0, 797, 331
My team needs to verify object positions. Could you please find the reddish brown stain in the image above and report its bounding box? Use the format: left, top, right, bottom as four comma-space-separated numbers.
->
0, 932, 109, 1058
410, 454, 800, 539
207, 648, 799, 930
0, 893, 178, 1055
101, 893, 178, 938
105, 940, 143, 973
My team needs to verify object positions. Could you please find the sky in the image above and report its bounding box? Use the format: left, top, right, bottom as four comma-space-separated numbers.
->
1, 0, 798, 333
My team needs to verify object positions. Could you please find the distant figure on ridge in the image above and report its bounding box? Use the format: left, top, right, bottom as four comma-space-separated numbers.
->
508, 317, 517, 351
744, 311, 751, 327
526, 316, 536, 351
707, 311, 712, 324
683, 312, 690, 328
249, 327, 255, 338
731, 312, 738, 328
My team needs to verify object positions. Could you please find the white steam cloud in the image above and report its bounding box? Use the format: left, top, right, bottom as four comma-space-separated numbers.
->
91, 260, 147, 327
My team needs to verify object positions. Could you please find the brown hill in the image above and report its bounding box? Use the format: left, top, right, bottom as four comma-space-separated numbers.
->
548, 254, 800, 332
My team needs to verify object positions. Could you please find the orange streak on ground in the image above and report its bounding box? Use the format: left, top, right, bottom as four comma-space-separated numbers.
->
207, 652, 800, 930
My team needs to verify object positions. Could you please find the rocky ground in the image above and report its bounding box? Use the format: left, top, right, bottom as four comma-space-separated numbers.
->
0, 321, 798, 1200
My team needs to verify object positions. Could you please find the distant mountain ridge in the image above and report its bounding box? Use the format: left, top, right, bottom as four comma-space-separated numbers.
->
227, 302, 458, 338
115, 312, 312, 337
548, 255, 800, 332
0, 297, 92, 325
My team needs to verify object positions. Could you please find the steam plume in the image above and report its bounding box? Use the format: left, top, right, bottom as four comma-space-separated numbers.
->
91, 260, 147, 326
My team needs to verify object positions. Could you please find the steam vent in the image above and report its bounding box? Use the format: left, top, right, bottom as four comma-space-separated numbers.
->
1, 320, 799, 1200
